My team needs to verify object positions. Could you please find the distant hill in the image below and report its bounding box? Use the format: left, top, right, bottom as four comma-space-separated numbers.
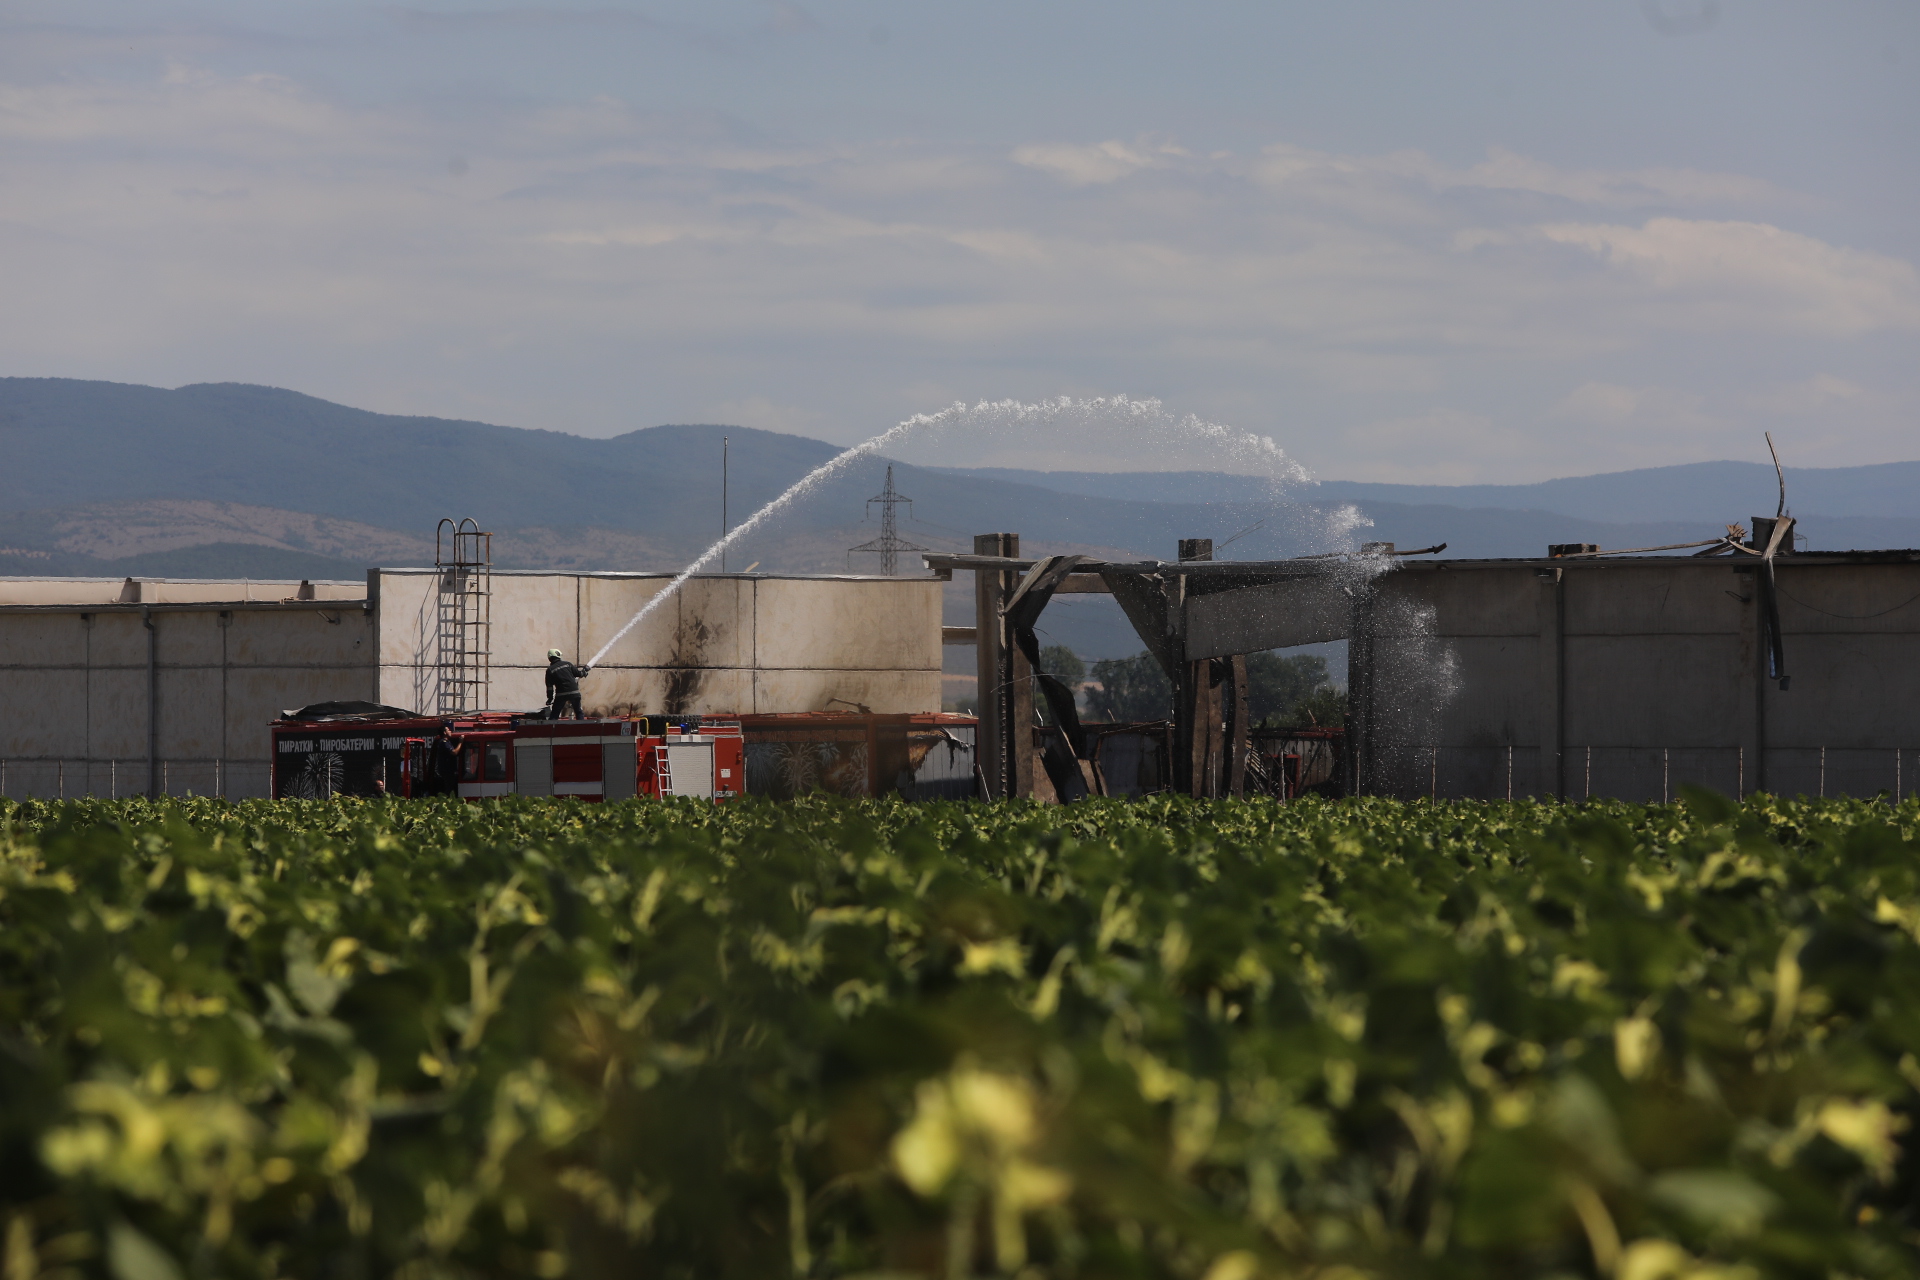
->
5, 377, 1917, 660
0, 377, 839, 540
10, 377, 1918, 561
0, 377, 1289, 564
0, 541, 366, 582
937, 460, 1920, 524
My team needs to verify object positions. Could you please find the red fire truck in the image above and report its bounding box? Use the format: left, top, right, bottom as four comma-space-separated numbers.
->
271, 702, 744, 802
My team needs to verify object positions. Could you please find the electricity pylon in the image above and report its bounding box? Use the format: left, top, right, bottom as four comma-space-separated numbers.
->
847, 465, 928, 575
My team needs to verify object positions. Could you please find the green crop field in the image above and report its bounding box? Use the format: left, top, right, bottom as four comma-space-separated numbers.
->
2, 794, 1919, 1280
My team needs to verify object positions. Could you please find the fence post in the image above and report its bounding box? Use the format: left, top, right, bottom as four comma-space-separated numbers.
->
1506, 744, 1513, 802
217, 758, 223, 799
1429, 745, 1437, 802
1738, 745, 1744, 800
162, 761, 169, 798
1819, 745, 1826, 799
58, 761, 64, 800
1585, 746, 1591, 800
1663, 748, 1669, 804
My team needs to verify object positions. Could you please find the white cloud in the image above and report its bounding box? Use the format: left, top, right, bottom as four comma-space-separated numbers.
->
1334, 410, 1521, 485
1010, 137, 1184, 185
708, 395, 830, 435
1249, 142, 1801, 212
1553, 381, 1718, 431
1746, 373, 1870, 415
1452, 147, 1797, 209
1539, 218, 1920, 335
0, 65, 1913, 482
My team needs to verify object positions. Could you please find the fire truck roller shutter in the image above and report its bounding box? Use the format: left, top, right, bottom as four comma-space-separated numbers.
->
517, 740, 554, 797
602, 739, 638, 801
667, 742, 715, 798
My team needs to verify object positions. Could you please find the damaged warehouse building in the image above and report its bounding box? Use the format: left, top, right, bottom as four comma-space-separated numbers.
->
938, 520, 1920, 804
0, 511, 1915, 803
0, 550, 947, 798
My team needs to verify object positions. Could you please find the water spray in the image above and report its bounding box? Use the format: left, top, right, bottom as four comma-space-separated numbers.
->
586, 395, 1311, 667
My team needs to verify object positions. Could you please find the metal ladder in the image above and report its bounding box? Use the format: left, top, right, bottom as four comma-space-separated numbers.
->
434, 518, 492, 715
655, 744, 673, 796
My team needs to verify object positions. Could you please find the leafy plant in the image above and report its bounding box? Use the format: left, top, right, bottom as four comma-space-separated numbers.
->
1084, 649, 1345, 727
1243, 651, 1341, 726
1037, 645, 1086, 687
0, 792, 1916, 1279
1086, 652, 1173, 722
1037, 645, 1087, 727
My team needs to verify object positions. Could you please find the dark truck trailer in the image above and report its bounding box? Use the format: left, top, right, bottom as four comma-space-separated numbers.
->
736, 712, 978, 800
272, 702, 440, 799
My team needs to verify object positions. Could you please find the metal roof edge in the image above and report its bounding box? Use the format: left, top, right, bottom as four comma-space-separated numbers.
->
1392, 551, 1920, 569
0, 575, 364, 585
372, 568, 943, 581
0, 599, 369, 615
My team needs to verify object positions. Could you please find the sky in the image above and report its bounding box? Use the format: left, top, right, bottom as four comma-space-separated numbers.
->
2, 1, 1915, 483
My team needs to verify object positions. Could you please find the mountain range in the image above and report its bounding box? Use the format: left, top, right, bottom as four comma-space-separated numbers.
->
938, 462, 1920, 525
4, 376, 1915, 659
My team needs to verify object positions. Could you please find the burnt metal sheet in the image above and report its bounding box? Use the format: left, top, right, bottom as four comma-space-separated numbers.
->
1103, 571, 1177, 676
1004, 556, 1095, 798
1184, 575, 1355, 659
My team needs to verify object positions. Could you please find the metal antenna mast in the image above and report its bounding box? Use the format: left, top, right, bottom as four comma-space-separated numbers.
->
847, 465, 928, 575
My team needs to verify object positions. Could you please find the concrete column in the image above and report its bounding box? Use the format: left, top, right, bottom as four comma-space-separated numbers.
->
973, 533, 1033, 799
1347, 590, 1376, 796
366, 569, 383, 704
1185, 671, 1216, 798
1536, 567, 1564, 797
82, 614, 93, 797
219, 611, 232, 793
1225, 653, 1249, 798
1176, 539, 1219, 798
974, 535, 1002, 797
1736, 564, 1764, 795
143, 608, 158, 797
1006, 543, 1036, 800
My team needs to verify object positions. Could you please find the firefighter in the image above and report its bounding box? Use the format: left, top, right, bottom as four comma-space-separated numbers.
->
545, 648, 591, 719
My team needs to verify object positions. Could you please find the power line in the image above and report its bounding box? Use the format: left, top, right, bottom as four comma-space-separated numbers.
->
846, 465, 929, 575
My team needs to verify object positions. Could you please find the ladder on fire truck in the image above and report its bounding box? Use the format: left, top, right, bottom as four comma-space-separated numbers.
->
434, 518, 492, 715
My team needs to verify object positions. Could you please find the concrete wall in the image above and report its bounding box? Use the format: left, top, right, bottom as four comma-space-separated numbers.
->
0, 580, 376, 799
1352, 555, 1920, 800
374, 570, 943, 717
0, 570, 946, 797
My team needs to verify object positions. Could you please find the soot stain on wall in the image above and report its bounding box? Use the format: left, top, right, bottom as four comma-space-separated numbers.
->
662, 615, 715, 715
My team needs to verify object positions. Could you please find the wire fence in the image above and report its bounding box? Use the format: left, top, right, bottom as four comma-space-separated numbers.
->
0, 760, 275, 801
1384, 744, 1920, 803
3, 749, 1914, 804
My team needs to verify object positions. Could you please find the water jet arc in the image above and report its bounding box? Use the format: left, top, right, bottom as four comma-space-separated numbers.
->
585, 396, 1310, 668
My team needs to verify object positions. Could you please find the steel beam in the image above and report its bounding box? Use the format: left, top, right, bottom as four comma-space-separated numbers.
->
972, 533, 1035, 799
974, 534, 1007, 798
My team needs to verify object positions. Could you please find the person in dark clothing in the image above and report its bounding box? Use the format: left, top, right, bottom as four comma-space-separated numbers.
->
545, 648, 591, 719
